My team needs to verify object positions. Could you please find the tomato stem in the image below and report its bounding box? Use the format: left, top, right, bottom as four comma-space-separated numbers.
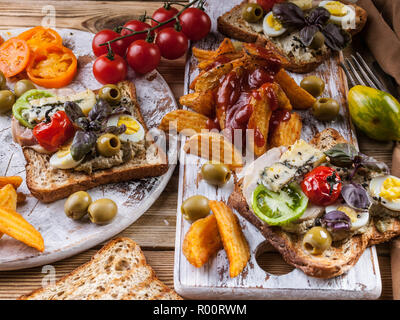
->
99, 0, 201, 47
106, 42, 115, 61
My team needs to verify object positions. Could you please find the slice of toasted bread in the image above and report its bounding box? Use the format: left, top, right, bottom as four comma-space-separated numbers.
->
20, 237, 182, 300
228, 128, 400, 278
217, 1, 367, 73
23, 81, 168, 203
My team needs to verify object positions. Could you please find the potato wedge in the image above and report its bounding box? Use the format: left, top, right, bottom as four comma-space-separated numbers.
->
209, 201, 250, 278
269, 112, 302, 148
275, 69, 316, 110
197, 52, 243, 71
183, 132, 243, 168
192, 47, 215, 61
194, 62, 233, 93
159, 110, 208, 136
0, 207, 44, 252
0, 184, 18, 211
179, 90, 215, 117
0, 176, 23, 189
182, 214, 222, 268
274, 83, 292, 111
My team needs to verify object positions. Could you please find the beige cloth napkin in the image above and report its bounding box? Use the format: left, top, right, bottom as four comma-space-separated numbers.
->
357, 0, 400, 86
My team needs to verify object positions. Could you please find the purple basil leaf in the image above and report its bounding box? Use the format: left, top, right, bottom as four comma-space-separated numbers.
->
322, 23, 351, 51
341, 183, 370, 210
321, 210, 352, 232
306, 7, 331, 26
272, 3, 306, 28
299, 25, 320, 46
359, 153, 389, 173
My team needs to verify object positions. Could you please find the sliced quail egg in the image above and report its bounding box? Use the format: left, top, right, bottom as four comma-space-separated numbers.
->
370, 175, 400, 212
263, 11, 287, 38
319, 1, 356, 27
50, 142, 82, 169
107, 115, 145, 143
325, 203, 369, 231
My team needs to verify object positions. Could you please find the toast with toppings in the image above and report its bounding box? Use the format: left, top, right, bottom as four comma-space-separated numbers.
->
228, 128, 400, 278
217, 1, 367, 73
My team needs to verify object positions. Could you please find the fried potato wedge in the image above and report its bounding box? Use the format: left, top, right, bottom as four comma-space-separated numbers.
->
194, 62, 233, 93
0, 207, 44, 252
197, 52, 243, 71
0, 184, 18, 211
183, 132, 244, 168
0, 176, 23, 189
192, 47, 215, 61
182, 214, 222, 268
179, 90, 215, 117
269, 112, 302, 148
274, 83, 292, 111
209, 201, 250, 278
275, 69, 316, 110
159, 110, 208, 135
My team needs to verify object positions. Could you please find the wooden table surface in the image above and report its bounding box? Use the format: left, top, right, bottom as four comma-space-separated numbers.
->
0, 0, 396, 300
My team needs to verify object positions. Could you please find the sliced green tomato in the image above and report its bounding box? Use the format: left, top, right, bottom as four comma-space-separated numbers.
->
12, 89, 54, 128
252, 183, 308, 226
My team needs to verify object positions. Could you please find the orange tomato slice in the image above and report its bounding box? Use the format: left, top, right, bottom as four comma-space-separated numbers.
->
17, 26, 62, 51
0, 38, 30, 78
27, 44, 77, 88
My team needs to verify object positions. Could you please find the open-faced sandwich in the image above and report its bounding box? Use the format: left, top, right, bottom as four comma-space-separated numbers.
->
218, 0, 367, 73
228, 128, 400, 278
11, 81, 168, 203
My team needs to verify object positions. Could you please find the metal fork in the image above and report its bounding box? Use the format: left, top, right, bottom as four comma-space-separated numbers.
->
339, 52, 387, 91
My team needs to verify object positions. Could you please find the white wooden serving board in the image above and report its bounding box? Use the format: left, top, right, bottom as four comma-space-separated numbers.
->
0, 28, 178, 270
174, 0, 381, 299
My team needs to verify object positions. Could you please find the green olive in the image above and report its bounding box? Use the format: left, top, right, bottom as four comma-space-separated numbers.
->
96, 133, 121, 157
0, 90, 16, 113
98, 84, 121, 105
312, 97, 340, 121
303, 226, 332, 255
64, 191, 92, 220
201, 162, 231, 187
300, 76, 325, 97
181, 195, 210, 222
242, 3, 264, 23
14, 80, 36, 98
88, 198, 118, 225
309, 31, 325, 50
0, 71, 6, 90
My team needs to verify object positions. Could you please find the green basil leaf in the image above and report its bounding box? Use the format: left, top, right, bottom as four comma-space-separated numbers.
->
324, 143, 358, 167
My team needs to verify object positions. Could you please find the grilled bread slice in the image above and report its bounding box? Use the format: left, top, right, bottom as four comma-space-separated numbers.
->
23, 81, 168, 203
20, 237, 182, 300
217, 1, 367, 73
228, 128, 400, 278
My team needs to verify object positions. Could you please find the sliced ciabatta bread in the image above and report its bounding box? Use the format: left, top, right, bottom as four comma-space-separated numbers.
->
228, 128, 400, 278
23, 81, 168, 203
20, 237, 182, 300
217, 1, 367, 73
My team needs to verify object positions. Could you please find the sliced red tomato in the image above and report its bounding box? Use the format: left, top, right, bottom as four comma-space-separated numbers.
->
33, 111, 75, 152
17, 26, 62, 51
27, 44, 77, 88
0, 38, 30, 78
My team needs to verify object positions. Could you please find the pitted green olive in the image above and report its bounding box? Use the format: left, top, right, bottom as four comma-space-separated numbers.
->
96, 133, 121, 157
64, 191, 92, 220
303, 226, 332, 255
88, 198, 118, 224
0, 90, 16, 113
98, 84, 121, 105
181, 195, 210, 222
0, 71, 6, 90
312, 97, 340, 121
309, 31, 325, 50
201, 162, 231, 187
242, 3, 264, 23
300, 76, 325, 97
14, 80, 36, 98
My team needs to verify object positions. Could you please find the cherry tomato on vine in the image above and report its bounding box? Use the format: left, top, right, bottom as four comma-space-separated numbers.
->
151, 6, 179, 32
155, 28, 188, 60
120, 20, 153, 47
179, 8, 211, 41
301, 166, 342, 206
93, 54, 127, 84
92, 29, 127, 57
256, 0, 284, 12
126, 40, 161, 74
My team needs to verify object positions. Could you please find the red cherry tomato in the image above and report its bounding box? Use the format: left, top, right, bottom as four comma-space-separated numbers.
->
257, 0, 284, 12
301, 166, 342, 206
92, 29, 127, 57
126, 40, 161, 74
155, 28, 188, 60
33, 111, 75, 152
179, 8, 211, 41
93, 54, 127, 84
120, 20, 153, 47
151, 6, 179, 32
